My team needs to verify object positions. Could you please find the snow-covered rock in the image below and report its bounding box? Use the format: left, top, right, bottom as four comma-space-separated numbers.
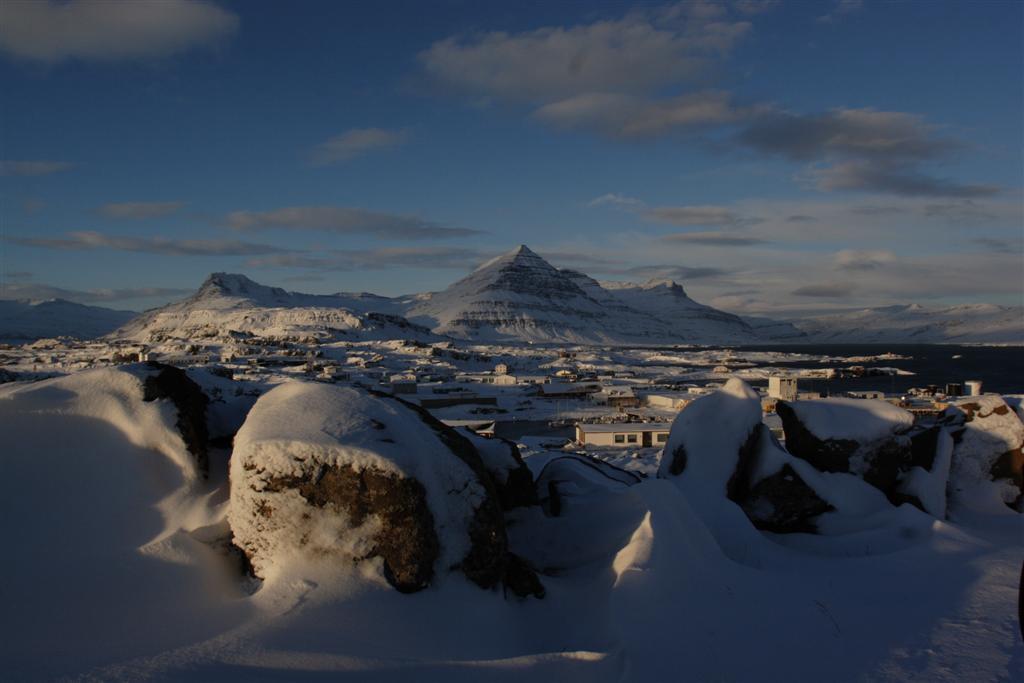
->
533, 452, 642, 517
459, 428, 538, 510
228, 382, 541, 595
942, 395, 1024, 512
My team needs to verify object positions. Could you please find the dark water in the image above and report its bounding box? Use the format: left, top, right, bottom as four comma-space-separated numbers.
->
733, 344, 1024, 396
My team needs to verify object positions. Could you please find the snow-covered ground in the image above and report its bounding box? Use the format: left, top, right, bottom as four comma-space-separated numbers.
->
1, 364, 1021, 682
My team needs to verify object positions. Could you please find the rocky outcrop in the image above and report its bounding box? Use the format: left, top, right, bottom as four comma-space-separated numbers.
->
228, 383, 543, 596
942, 396, 1024, 511
140, 362, 210, 477
776, 398, 921, 505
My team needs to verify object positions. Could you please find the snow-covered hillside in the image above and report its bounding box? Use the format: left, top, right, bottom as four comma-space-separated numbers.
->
0, 298, 136, 341
113, 273, 436, 344
406, 246, 673, 343
603, 279, 759, 343
789, 303, 1024, 344
405, 245, 769, 344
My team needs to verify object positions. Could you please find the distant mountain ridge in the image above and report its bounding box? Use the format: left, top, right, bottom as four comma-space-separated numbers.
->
0, 298, 135, 341
5, 247, 1020, 344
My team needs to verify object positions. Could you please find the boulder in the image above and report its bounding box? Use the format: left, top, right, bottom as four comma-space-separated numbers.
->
140, 362, 210, 477
228, 382, 542, 595
942, 396, 1024, 511
741, 463, 834, 534
776, 398, 918, 503
534, 453, 642, 517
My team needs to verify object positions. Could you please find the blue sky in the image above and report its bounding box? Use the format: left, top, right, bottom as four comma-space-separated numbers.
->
1, 0, 1021, 314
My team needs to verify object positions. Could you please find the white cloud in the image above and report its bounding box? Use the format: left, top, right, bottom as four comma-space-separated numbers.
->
311, 128, 409, 165
419, 2, 755, 136
0, 0, 238, 63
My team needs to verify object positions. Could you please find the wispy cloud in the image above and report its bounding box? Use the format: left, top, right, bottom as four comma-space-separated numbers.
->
661, 231, 768, 246
0, 160, 74, 176
791, 282, 855, 298
0, 0, 238, 63
311, 128, 409, 165
644, 205, 761, 228
818, 0, 864, 24
9, 231, 289, 256
98, 201, 184, 220
225, 206, 483, 239
246, 246, 492, 271
738, 107, 997, 198
535, 90, 746, 138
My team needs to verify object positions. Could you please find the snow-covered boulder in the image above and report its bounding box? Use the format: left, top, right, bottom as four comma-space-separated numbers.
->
658, 377, 763, 499
941, 395, 1024, 512
459, 428, 539, 510
228, 382, 541, 595
777, 398, 916, 496
534, 453, 642, 517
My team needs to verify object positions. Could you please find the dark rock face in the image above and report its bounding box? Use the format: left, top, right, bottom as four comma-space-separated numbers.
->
726, 424, 764, 503
776, 401, 859, 474
776, 400, 927, 508
265, 466, 439, 593
741, 464, 834, 534
141, 362, 210, 477
460, 430, 539, 510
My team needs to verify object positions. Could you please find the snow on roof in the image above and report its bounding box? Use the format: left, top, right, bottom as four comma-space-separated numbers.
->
577, 423, 671, 433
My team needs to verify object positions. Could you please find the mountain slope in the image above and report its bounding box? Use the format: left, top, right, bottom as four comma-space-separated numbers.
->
112, 273, 435, 343
789, 303, 1024, 344
405, 246, 682, 343
0, 299, 136, 341
603, 279, 760, 344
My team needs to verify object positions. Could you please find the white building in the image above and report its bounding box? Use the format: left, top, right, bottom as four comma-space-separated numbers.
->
494, 363, 510, 375
575, 422, 672, 448
965, 380, 983, 396
768, 375, 798, 402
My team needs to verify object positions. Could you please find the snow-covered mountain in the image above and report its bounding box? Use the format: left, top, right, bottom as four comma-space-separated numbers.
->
113, 273, 436, 343
102, 250, 1022, 347
789, 303, 1024, 344
602, 279, 759, 343
0, 298, 136, 341
405, 246, 680, 343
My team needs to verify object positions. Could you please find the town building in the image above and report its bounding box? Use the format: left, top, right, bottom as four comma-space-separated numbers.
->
575, 422, 672, 448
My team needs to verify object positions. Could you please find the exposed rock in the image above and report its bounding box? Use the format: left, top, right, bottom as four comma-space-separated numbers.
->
776, 398, 919, 505
140, 361, 210, 477
741, 464, 834, 534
